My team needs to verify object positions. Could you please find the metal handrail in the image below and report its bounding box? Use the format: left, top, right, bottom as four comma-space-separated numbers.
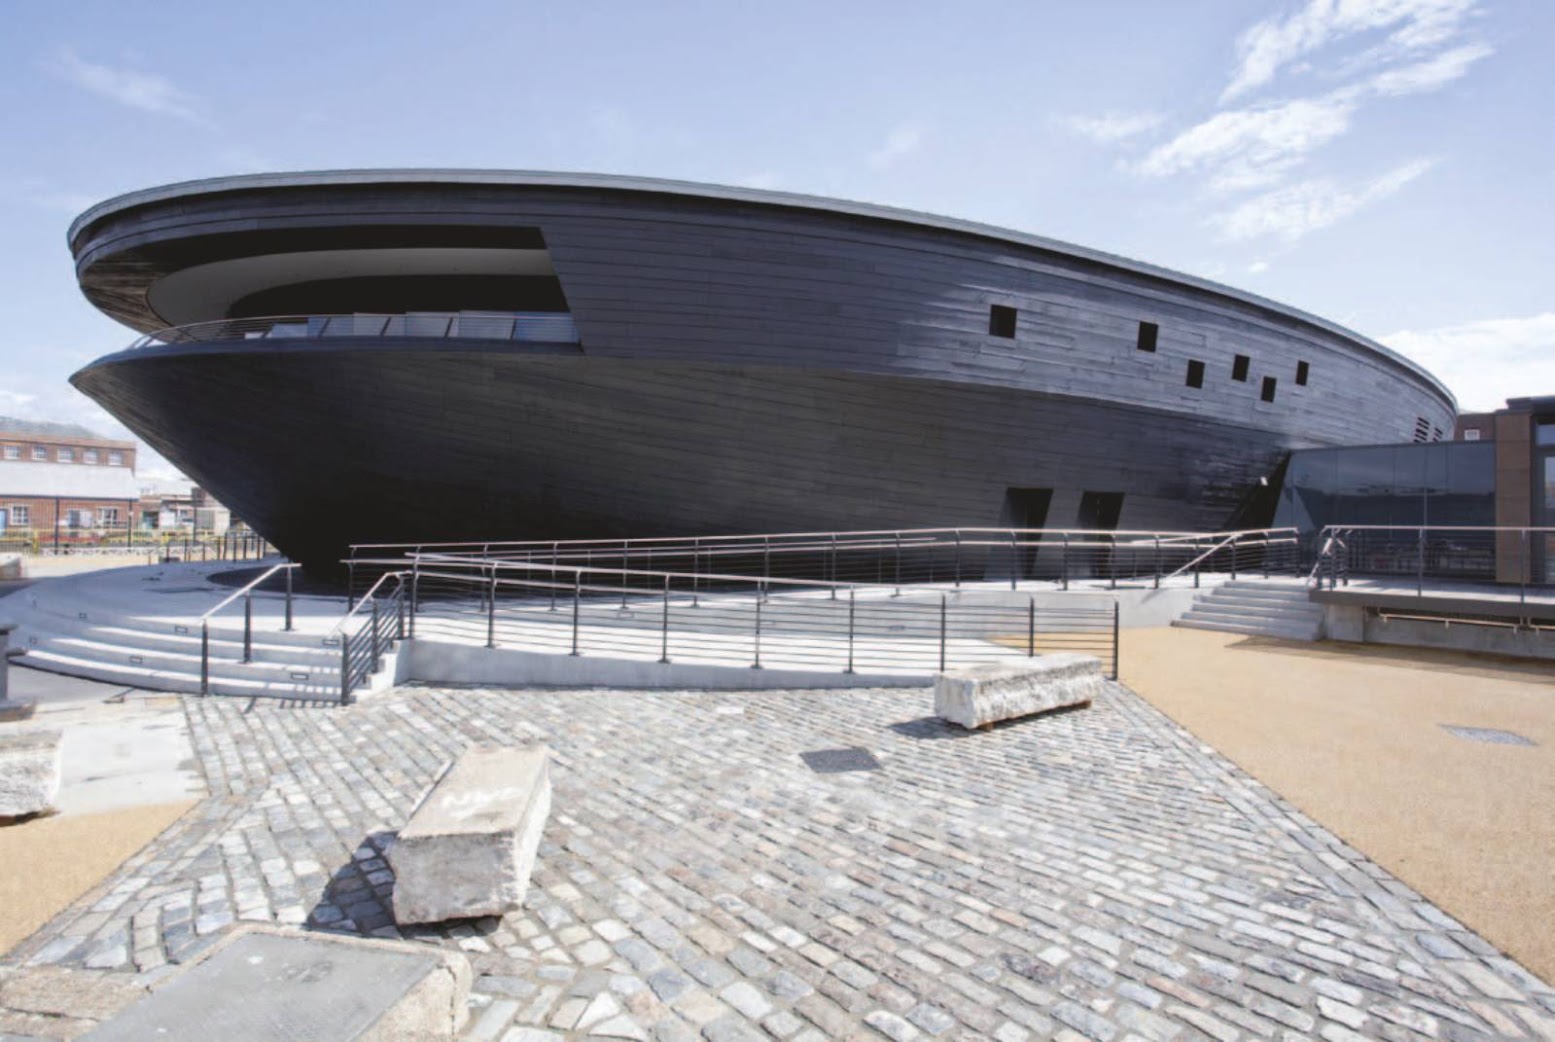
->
125, 311, 581, 351
326, 570, 406, 640
198, 561, 299, 696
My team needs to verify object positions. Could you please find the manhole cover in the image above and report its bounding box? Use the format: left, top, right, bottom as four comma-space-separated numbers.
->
1440, 725, 1536, 747
800, 747, 881, 773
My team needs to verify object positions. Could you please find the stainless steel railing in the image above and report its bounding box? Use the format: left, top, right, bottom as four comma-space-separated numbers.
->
1310, 524, 1555, 601
197, 561, 300, 695
125, 311, 581, 351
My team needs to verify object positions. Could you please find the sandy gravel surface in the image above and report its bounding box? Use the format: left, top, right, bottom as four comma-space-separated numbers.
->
1122, 626, 1555, 985
0, 802, 195, 956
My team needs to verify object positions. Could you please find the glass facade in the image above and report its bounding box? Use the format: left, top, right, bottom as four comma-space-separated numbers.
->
1274, 441, 1496, 533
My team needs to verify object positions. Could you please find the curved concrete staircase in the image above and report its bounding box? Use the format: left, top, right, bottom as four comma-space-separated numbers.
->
3, 562, 398, 701
1171, 579, 1323, 641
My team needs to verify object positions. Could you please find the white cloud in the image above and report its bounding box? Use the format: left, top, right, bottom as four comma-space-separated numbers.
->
867, 125, 924, 169
1064, 111, 1165, 144
735, 171, 782, 191
1212, 157, 1437, 242
1248, 260, 1270, 274
1367, 41, 1493, 95
1382, 313, 1555, 412
49, 48, 209, 125
1137, 95, 1357, 190
1223, 0, 1480, 102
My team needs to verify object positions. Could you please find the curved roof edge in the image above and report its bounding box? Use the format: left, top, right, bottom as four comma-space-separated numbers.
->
68, 168, 1455, 409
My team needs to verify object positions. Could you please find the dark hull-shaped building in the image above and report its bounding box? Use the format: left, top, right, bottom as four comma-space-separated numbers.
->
67, 171, 1455, 567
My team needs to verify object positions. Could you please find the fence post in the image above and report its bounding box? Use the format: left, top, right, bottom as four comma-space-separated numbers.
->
347, 561, 357, 611
1262, 532, 1270, 580
570, 571, 581, 656
340, 633, 351, 705
893, 532, 901, 595
1009, 531, 1017, 591
621, 540, 630, 609
1521, 529, 1528, 607
200, 621, 210, 696
764, 536, 771, 585
371, 597, 382, 672
1109, 534, 1117, 590
1416, 526, 1425, 597
396, 578, 406, 639
938, 594, 947, 672
1153, 536, 1160, 589
409, 560, 420, 638
845, 588, 855, 674
1028, 597, 1035, 657
1111, 602, 1120, 680
487, 567, 497, 649
660, 575, 671, 664
954, 530, 962, 589
284, 565, 294, 632
1229, 536, 1237, 581
242, 593, 252, 663
1062, 533, 1069, 591
830, 534, 838, 598
550, 542, 559, 612
752, 593, 763, 669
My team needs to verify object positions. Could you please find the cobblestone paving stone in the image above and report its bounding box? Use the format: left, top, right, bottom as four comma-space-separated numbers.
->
5, 682, 1554, 1042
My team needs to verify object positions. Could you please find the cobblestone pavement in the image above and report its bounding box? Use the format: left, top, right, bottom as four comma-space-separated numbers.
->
6, 682, 1554, 1042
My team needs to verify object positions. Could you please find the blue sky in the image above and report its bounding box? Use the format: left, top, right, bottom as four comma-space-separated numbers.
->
1, 0, 1550, 475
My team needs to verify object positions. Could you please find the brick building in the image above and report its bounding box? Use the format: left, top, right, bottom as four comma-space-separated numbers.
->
0, 416, 141, 550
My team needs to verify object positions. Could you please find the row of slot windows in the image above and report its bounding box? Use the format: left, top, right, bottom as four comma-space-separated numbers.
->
2, 506, 123, 527
987, 306, 1310, 402
1, 444, 126, 465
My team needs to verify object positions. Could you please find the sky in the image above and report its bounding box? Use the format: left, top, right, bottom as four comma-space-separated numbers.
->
0, 0, 1550, 477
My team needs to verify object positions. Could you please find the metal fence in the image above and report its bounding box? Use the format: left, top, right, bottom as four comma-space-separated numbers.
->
347, 526, 1301, 604
328, 572, 406, 703
1311, 525, 1555, 599
0, 527, 272, 560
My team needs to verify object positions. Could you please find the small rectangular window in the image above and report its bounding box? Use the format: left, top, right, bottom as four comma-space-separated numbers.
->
58, 448, 74, 463
1261, 376, 1277, 402
1463, 429, 1481, 441
2, 445, 18, 460
31, 446, 46, 461
988, 304, 1017, 338
1186, 360, 1205, 388
84, 449, 99, 464
109, 451, 124, 466
1231, 354, 1250, 382
1296, 360, 1310, 386
9, 505, 29, 526
1136, 321, 1158, 352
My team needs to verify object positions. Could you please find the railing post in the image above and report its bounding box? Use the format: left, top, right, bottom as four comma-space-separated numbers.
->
893, 532, 901, 595
938, 593, 947, 672
845, 588, 855, 674
1416, 526, 1425, 597
550, 542, 559, 612
764, 536, 771, 585
1109, 534, 1117, 590
409, 560, 420, 638
954, 529, 962, 589
1028, 596, 1035, 657
752, 593, 763, 669
1194, 537, 1201, 589
371, 597, 382, 672
396, 578, 406, 639
830, 534, 838, 597
242, 593, 252, 663
1111, 602, 1120, 680
1262, 533, 1270, 580
340, 633, 351, 705
1010, 530, 1018, 591
570, 570, 581, 656
1153, 535, 1161, 589
693, 537, 703, 606
1062, 533, 1069, 591
200, 621, 210, 696
347, 560, 357, 611
1521, 529, 1528, 607
487, 567, 497, 649
1228, 534, 1236, 581
660, 575, 671, 664
621, 540, 630, 609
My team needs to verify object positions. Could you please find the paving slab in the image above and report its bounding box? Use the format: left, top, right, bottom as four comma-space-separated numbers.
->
80, 928, 469, 1041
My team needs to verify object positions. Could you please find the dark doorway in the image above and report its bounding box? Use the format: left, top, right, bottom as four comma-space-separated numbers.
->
1076, 491, 1124, 531
999, 487, 1053, 578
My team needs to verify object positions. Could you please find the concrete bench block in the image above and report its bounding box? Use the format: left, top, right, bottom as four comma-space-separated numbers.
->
80, 925, 471, 1041
0, 729, 61, 817
389, 744, 550, 924
934, 655, 1103, 729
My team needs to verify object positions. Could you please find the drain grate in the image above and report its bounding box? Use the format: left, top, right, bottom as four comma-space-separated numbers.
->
1440, 724, 1536, 747
800, 747, 881, 773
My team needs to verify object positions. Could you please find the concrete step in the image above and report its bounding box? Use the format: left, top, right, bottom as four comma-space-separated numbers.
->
15, 647, 350, 700
1204, 585, 1314, 604
1172, 617, 1321, 641
37, 636, 333, 685
71, 624, 340, 665
1190, 600, 1323, 621
19, 601, 339, 649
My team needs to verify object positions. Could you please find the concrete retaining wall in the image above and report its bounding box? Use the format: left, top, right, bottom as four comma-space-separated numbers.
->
1322, 604, 1555, 660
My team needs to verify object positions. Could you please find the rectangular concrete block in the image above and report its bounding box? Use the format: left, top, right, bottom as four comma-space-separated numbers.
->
389, 744, 550, 925
0, 729, 61, 817
80, 926, 471, 1041
934, 655, 1102, 729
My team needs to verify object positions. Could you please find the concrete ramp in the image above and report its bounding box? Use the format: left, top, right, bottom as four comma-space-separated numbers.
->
81, 927, 469, 1041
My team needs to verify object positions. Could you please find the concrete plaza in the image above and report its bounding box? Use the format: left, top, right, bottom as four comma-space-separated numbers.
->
3, 679, 1552, 1041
